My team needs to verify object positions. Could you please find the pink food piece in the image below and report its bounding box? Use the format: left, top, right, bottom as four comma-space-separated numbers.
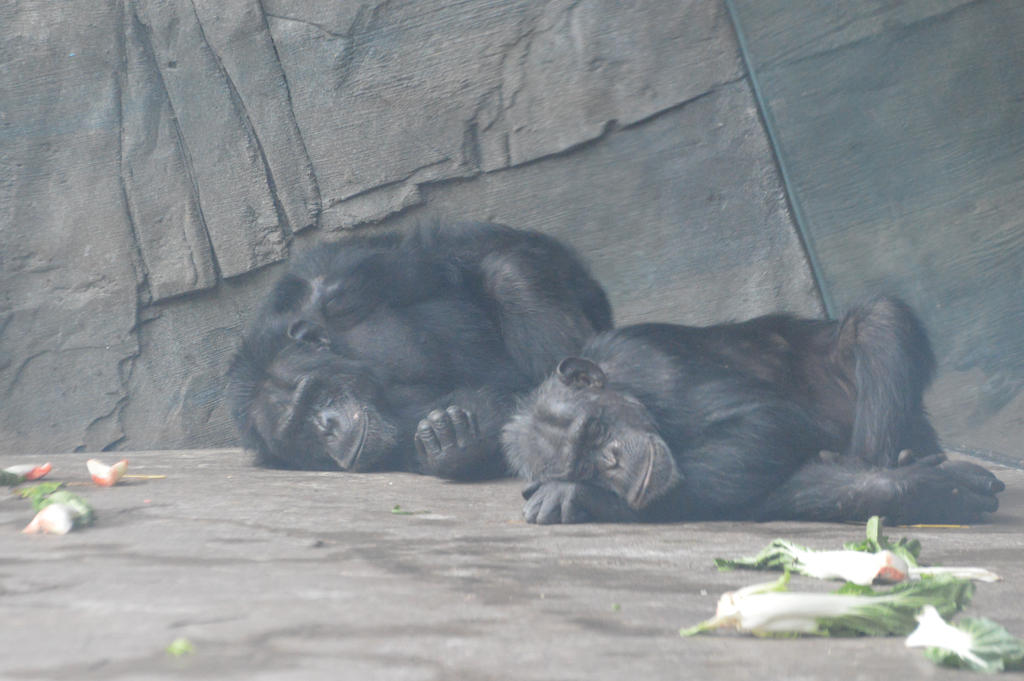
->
3, 462, 52, 481
86, 458, 128, 486
875, 552, 909, 583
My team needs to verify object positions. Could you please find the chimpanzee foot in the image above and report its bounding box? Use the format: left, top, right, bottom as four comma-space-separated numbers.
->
888, 457, 1004, 524
414, 406, 486, 479
939, 458, 1005, 496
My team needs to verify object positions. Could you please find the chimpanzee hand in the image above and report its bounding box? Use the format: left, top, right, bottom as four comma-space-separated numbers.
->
521, 481, 640, 524
414, 406, 488, 479
888, 455, 1004, 524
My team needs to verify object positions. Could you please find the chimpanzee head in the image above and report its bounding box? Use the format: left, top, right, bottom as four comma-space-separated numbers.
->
262, 239, 397, 351
228, 332, 398, 471
502, 357, 682, 510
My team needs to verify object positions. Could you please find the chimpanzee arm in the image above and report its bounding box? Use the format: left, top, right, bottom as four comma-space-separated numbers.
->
478, 240, 612, 382
752, 456, 1004, 524
521, 481, 641, 524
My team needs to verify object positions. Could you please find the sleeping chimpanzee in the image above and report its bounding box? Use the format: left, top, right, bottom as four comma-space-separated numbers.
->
502, 297, 1005, 524
227, 221, 612, 479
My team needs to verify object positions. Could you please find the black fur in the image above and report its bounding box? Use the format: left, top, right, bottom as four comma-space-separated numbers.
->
503, 297, 1004, 524
228, 221, 612, 479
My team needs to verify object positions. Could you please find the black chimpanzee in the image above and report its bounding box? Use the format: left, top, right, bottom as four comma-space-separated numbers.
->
227, 221, 612, 479
502, 297, 1005, 524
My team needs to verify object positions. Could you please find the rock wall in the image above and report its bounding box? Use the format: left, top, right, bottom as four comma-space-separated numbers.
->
730, 0, 1024, 460
0, 0, 824, 454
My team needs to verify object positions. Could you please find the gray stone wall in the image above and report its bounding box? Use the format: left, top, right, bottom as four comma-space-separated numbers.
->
730, 0, 1024, 460
0, 0, 824, 454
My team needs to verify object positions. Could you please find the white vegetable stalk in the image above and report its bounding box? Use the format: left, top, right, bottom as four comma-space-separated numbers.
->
19, 488, 95, 535
908, 566, 1001, 583
906, 605, 1024, 672
709, 580, 868, 634
715, 538, 909, 585
789, 548, 908, 585
906, 606, 986, 668
22, 503, 79, 535
682, 573, 974, 637
715, 520, 1001, 585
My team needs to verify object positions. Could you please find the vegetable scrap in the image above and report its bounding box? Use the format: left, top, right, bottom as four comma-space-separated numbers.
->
21, 488, 95, 535
906, 606, 1024, 673
1, 462, 52, 485
908, 567, 1001, 583
716, 515, 1000, 584
681, 572, 973, 637
17, 482, 66, 510
715, 539, 908, 586
86, 458, 128, 486
391, 504, 430, 515
23, 503, 79, 535
689, 516, 1018, 674
166, 637, 195, 657
843, 515, 922, 567
7, 455, 162, 536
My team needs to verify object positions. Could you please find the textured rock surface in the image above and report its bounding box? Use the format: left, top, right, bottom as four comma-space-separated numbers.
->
4, 0, 817, 453
420, 82, 822, 327
0, 2, 141, 453
3, 0, 1016, 456
730, 0, 1024, 458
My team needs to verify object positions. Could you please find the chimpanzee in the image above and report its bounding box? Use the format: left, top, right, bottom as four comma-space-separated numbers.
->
227, 221, 612, 478
502, 297, 1005, 524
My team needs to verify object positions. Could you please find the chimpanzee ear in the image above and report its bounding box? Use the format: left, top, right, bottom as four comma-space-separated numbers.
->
556, 357, 606, 389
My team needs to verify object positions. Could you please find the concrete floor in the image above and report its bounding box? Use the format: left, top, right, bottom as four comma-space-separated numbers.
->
1, 449, 1022, 680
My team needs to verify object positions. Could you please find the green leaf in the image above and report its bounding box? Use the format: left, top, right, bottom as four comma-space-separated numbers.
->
817, 575, 974, 637
843, 516, 920, 567
391, 504, 430, 515
716, 536, 910, 585
714, 539, 809, 572
16, 482, 65, 510
683, 574, 972, 638
922, 616, 1024, 673
20, 487, 95, 526
835, 583, 876, 596
166, 637, 195, 657
43, 490, 95, 526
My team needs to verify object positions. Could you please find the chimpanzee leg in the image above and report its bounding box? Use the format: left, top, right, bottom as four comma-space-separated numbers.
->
411, 386, 515, 480
753, 456, 1003, 524
838, 296, 942, 466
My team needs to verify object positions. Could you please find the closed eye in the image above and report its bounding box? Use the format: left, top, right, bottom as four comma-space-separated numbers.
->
314, 411, 339, 435
583, 417, 607, 447
599, 442, 622, 470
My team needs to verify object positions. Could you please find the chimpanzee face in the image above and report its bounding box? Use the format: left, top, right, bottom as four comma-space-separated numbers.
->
252, 347, 398, 471
502, 357, 682, 510
268, 274, 369, 350
264, 243, 385, 350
